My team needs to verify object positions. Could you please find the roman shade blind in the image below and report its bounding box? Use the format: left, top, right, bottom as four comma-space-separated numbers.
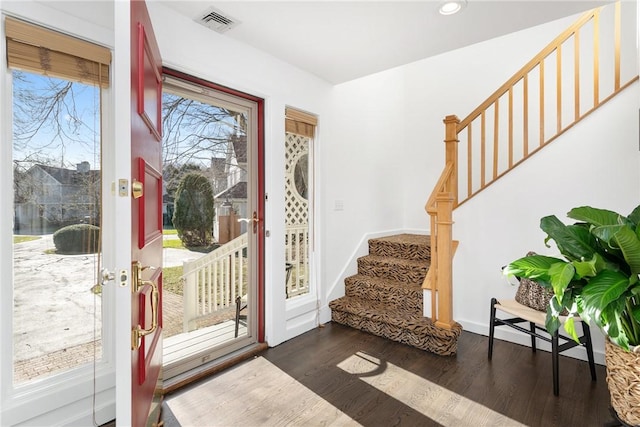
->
5, 17, 111, 87
285, 108, 317, 138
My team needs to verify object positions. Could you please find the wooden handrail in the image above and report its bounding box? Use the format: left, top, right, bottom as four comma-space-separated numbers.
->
456, 75, 638, 209
457, 1, 635, 206
458, 6, 601, 131
425, 162, 454, 214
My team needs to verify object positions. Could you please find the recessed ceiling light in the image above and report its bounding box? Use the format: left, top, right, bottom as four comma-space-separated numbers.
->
439, 0, 467, 16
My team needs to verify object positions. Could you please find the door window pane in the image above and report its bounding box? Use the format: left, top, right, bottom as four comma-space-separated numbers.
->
285, 132, 310, 298
12, 71, 102, 384
161, 77, 258, 381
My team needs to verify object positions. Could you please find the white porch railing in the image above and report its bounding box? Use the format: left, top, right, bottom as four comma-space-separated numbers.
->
285, 224, 309, 298
182, 225, 310, 332
182, 234, 248, 332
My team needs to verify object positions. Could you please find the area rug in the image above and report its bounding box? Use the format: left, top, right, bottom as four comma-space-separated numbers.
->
165, 356, 358, 426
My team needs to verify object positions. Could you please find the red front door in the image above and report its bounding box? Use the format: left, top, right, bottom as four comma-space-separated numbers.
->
131, 1, 163, 425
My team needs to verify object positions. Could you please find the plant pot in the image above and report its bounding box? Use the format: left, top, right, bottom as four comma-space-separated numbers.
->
605, 339, 640, 426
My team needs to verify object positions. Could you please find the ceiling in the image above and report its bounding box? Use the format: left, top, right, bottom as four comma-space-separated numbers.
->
155, 1, 610, 84
35, 0, 611, 85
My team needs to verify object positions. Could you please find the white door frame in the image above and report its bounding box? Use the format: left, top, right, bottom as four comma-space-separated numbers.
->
112, 1, 134, 425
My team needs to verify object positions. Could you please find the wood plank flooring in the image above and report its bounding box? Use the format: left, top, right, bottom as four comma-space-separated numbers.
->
163, 319, 247, 379
163, 322, 614, 427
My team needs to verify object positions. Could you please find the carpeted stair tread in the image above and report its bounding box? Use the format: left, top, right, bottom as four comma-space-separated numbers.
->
329, 296, 462, 356
357, 255, 429, 284
368, 234, 431, 261
345, 274, 422, 314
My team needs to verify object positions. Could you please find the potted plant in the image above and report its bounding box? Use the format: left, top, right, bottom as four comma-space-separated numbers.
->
503, 205, 640, 425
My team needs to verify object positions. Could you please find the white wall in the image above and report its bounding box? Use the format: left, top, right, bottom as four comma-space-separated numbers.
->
146, 2, 334, 347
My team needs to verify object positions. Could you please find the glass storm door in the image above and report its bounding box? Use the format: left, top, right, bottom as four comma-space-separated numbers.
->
160, 71, 262, 383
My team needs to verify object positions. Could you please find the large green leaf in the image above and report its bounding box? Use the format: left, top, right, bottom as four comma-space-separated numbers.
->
540, 216, 596, 261
592, 225, 625, 247
545, 308, 561, 336
590, 226, 626, 264
627, 204, 640, 227
575, 295, 596, 326
548, 262, 575, 300
632, 304, 640, 324
503, 255, 565, 282
572, 255, 601, 279
612, 226, 640, 275
581, 270, 630, 312
601, 303, 630, 350
568, 206, 624, 226
563, 317, 579, 343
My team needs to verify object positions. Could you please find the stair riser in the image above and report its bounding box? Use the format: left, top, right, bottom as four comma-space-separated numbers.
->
357, 258, 427, 284
330, 310, 458, 356
345, 279, 422, 314
368, 236, 430, 262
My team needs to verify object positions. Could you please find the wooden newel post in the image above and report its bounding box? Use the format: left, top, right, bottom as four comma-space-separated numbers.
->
434, 192, 455, 329
443, 115, 460, 205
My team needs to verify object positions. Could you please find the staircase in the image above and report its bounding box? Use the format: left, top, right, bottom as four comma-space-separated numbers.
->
329, 2, 635, 357
329, 234, 462, 356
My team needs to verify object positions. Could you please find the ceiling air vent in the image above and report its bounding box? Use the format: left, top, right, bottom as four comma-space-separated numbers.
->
197, 7, 239, 34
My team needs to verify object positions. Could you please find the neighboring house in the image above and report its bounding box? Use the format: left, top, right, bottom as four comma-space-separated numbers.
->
214, 134, 248, 241
210, 156, 228, 195
14, 161, 100, 232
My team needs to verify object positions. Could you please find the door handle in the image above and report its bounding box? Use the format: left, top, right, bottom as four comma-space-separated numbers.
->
132, 261, 156, 292
131, 261, 159, 350
238, 211, 260, 234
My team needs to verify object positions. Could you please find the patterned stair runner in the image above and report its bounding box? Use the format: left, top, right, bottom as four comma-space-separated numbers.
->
329, 234, 462, 355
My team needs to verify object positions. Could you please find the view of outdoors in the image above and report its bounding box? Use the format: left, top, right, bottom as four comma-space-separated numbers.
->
12, 70, 103, 384
11, 70, 255, 383
160, 83, 252, 343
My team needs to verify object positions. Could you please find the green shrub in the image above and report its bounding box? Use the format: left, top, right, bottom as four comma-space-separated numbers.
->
53, 224, 100, 254
172, 172, 214, 247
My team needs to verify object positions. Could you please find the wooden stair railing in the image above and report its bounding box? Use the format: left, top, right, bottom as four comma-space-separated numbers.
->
423, 1, 638, 330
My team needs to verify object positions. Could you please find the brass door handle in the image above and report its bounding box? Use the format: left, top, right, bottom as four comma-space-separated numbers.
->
131, 280, 158, 350
131, 261, 159, 350
132, 261, 156, 292
238, 211, 261, 233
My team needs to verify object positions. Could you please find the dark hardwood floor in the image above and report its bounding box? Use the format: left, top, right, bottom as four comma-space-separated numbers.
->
163, 322, 614, 427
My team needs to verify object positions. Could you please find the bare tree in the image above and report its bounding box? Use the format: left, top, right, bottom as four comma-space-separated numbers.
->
12, 71, 100, 168
162, 91, 245, 166
12, 71, 248, 228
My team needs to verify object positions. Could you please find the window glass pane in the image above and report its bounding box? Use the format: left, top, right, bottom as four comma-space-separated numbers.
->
285, 132, 310, 298
161, 87, 250, 340
12, 71, 102, 384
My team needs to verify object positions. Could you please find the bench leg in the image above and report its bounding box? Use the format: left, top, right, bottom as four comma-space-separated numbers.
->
488, 298, 497, 360
582, 321, 597, 381
530, 322, 537, 353
552, 331, 559, 396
